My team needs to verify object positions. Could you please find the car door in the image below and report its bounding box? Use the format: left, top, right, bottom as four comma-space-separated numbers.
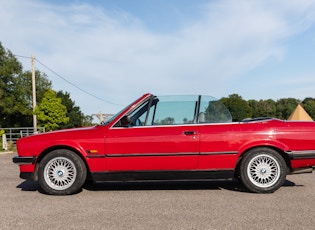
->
105, 95, 200, 171
196, 96, 238, 170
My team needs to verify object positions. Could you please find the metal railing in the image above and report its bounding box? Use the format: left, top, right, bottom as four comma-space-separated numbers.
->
1, 127, 45, 150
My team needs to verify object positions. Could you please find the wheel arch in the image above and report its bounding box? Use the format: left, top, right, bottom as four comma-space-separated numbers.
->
34, 145, 90, 181
235, 145, 292, 178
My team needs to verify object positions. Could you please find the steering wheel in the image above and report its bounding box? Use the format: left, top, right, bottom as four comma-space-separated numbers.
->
134, 118, 142, 126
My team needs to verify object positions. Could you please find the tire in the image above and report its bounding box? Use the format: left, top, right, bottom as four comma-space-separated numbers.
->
239, 148, 287, 193
38, 149, 87, 195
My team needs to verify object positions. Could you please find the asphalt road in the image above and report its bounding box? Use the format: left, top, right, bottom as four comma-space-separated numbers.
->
1, 152, 315, 230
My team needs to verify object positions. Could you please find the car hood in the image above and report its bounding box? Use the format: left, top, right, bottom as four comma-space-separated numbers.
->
16, 125, 107, 156
17, 125, 102, 144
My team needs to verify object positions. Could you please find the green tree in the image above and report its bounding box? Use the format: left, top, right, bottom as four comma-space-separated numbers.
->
248, 99, 276, 118
0, 42, 91, 128
14, 70, 53, 127
0, 42, 25, 127
36, 89, 69, 130
276, 98, 300, 120
161, 117, 175, 125
302, 98, 315, 120
18, 70, 52, 106
56, 90, 85, 128
0, 42, 54, 127
220, 94, 252, 121
82, 115, 94, 126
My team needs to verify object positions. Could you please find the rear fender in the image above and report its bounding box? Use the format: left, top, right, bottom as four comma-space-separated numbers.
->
235, 140, 292, 174
238, 139, 289, 155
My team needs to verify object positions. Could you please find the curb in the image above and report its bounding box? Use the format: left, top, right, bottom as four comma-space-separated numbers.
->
0, 151, 14, 155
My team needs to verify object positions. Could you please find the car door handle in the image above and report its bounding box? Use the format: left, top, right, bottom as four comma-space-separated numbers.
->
183, 131, 196, 135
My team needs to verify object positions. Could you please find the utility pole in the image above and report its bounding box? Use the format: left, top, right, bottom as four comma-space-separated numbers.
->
31, 55, 37, 133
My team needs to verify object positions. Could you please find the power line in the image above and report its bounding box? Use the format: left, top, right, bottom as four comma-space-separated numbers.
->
14, 54, 32, 59
35, 58, 124, 106
14, 54, 124, 106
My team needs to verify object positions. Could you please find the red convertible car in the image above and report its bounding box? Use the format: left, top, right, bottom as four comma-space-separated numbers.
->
13, 93, 315, 195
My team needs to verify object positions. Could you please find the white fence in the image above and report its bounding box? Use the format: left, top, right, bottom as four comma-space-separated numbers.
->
1, 127, 45, 150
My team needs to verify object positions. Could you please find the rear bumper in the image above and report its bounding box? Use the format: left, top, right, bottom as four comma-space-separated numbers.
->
12, 156, 36, 165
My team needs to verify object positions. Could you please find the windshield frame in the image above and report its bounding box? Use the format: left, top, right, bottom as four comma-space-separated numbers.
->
100, 94, 152, 126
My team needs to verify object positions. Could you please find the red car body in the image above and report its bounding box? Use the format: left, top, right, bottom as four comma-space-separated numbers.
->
13, 93, 315, 195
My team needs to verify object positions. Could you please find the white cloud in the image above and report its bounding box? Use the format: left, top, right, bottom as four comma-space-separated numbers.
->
1, 0, 315, 114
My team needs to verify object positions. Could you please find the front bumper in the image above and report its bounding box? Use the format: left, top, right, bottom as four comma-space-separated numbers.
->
20, 172, 35, 180
12, 156, 36, 165
13, 157, 37, 181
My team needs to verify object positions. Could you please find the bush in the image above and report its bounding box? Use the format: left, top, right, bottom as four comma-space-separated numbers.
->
7, 141, 14, 151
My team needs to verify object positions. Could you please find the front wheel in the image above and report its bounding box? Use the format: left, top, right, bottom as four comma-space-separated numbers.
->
38, 149, 87, 195
239, 148, 287, 193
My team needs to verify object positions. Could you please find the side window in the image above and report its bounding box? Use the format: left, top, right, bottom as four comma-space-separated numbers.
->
149, 96, 198, 125
114, 95, 232, 127
199, 96, 232, 123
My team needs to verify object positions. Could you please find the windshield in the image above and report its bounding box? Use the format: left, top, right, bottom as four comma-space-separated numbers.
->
100, 100, 137, 126
100, 108, 124, 126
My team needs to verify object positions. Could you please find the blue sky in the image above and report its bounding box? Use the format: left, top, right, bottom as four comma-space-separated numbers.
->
1, 0, 315, 116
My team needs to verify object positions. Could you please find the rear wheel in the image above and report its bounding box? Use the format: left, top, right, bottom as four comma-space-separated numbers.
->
38, 149, 87, 195
239, 148, 287, 193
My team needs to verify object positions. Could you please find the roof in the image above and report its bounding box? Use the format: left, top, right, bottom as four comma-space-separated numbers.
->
288, 104, 313, 121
